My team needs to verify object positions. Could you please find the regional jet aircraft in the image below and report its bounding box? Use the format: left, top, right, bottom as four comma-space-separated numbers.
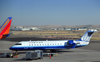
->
0, 17, 12, 39
9, 29, 97, 52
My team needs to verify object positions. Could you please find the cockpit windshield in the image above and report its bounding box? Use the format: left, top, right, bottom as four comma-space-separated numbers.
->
15, 43, 22, 45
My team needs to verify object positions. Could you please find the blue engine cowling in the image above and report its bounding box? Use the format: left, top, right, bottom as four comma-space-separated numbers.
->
67, 40, 76, 48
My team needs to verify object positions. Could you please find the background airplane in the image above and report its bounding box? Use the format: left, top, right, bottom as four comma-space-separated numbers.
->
0, 17, 12, 39
9, 29, 97, 52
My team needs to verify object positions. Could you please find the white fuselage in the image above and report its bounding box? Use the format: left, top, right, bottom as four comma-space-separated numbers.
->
9, 30, 97, 51
9, 40, 89, 50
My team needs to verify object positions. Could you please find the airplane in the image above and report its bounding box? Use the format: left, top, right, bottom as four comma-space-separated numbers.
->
0, 17, 12, 39
9, 29, 97, 52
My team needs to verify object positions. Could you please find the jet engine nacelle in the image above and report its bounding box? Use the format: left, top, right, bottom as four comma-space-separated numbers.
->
67, 40, 75, 45
67, 40, 76, 48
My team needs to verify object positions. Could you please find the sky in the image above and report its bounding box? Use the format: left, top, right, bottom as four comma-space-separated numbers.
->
0, 0, 100, 26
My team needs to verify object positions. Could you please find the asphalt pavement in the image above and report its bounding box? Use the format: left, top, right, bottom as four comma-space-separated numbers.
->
0, 34, 100, 62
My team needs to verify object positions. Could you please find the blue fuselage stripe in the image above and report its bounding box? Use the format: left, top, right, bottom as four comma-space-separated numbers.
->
9, 45, 87, 50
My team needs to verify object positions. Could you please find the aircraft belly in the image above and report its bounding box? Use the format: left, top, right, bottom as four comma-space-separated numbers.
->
10, 46, 67, 50
10, 45, 88, 50
32, 46, 66, 49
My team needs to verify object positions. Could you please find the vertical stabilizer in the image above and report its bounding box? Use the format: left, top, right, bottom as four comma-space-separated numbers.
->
79, 29, 97, 42
0, 17, 12, 39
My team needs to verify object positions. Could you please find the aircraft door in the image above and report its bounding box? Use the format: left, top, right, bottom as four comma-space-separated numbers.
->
24, 42, 28, 49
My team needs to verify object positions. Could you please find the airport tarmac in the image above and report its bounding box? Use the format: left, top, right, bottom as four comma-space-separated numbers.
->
0, 35, 100, 62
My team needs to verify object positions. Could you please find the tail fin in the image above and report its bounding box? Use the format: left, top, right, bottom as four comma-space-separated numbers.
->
79, 29, 97, 42
0, 17, 12, 39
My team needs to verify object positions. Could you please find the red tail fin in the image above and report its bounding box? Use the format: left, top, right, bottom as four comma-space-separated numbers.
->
0, 17, 12, 39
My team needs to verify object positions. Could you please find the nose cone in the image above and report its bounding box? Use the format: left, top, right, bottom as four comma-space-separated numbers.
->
9, 46, 13, 50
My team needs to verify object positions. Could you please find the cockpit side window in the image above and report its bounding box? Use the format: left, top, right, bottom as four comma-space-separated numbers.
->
15, 43, 22, 45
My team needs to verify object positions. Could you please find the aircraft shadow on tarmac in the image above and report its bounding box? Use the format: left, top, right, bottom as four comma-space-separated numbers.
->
14, 58, 28, 61
17, 50, 74, 55
14, 58, 44, 61
14, 50, 74, 61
